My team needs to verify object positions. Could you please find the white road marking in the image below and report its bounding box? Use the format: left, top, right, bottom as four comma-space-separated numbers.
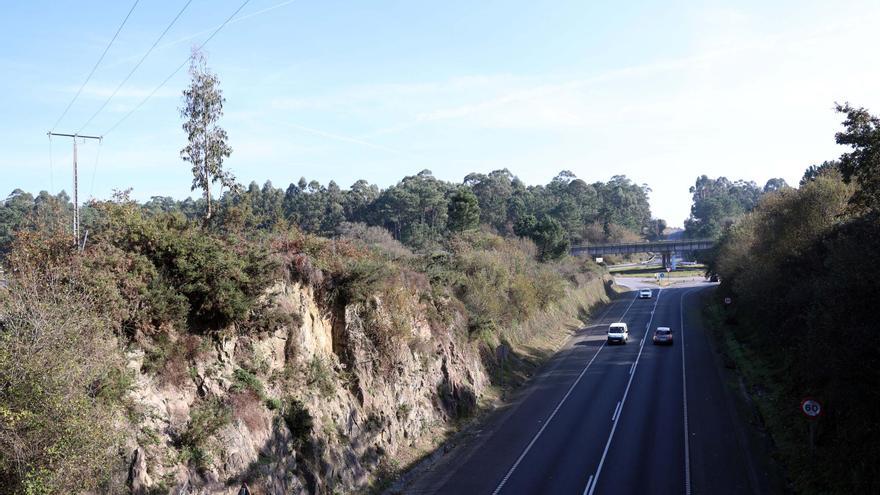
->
611, 401, 622, 421
681, 288, 697, 495
629, 361, 636, 375
583, 474, 595, 495
491, 291, 640, 495
585, 288, 663, 495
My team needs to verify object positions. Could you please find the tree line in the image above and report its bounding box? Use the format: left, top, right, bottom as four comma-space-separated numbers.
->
0, 169, 660, 262
684, 175, 789, 239
704, 103, 880, 493
2, 50, 662, 263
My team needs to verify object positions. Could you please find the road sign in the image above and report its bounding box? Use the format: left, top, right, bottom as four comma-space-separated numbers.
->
659, 272, 665, 278
666, 267, 671, 272
724, 297, 732, 305
800, 398, 822, 419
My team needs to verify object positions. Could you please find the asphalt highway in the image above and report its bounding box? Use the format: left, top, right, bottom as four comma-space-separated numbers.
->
404, 282, 764, 495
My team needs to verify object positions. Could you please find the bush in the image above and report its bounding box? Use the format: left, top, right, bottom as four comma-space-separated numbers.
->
89, 200, 279, 330
282, 398, 313, 447
142, 333, 207, 386
0, 274, 127, 494
232, 368, 267, 401
307, 356, 336, 398
448, 231, 572, 338
336, 222, 413, 260
178, 398, 231, 469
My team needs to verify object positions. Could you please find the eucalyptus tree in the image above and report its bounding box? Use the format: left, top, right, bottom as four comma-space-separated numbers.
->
180, 48, 237, 221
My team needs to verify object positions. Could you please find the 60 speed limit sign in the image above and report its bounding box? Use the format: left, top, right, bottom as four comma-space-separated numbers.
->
800, 398, 822, 419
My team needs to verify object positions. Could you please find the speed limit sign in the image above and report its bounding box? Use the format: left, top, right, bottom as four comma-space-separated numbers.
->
800, 398, 822, 418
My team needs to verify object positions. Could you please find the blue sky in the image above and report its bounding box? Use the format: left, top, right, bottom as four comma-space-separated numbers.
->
2, 0, 879, 226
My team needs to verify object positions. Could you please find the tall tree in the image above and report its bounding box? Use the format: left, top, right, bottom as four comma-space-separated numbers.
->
447, 187, 480, 233
800, 161, 840, 186
763, 177, 789, 193
835, 103, 880, 213
180, 48, 236, 221
684, 175, 763, 238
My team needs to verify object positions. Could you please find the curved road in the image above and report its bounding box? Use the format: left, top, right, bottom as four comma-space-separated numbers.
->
403, 282, 765, 495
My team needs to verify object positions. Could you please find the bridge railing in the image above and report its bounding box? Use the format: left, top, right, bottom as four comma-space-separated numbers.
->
570, 238, 716, 255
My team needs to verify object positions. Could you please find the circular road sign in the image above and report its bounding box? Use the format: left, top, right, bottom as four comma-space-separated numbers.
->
800, 398, 822, 419
724, 297, 732, 305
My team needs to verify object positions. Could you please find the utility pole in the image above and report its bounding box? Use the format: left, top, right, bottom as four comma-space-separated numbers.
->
47, 132, 102, 245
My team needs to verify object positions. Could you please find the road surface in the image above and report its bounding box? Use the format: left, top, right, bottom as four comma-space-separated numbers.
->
402, 282, 765, 495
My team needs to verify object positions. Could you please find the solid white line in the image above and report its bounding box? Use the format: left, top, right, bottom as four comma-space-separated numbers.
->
491, 292, 640, 495
611, 401, 622, 421
586, 288, 663, 495
681, 289, 696, 495
583, 474, 595, 495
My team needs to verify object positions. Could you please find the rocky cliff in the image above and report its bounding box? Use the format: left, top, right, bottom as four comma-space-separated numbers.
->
123, 272, 612, 494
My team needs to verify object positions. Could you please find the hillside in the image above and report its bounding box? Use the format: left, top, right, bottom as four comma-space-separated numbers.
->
0, 193, 620, 494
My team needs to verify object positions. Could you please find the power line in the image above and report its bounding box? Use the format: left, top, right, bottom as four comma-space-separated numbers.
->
88, 139, 104, 200
158, 0, 297, 52
78, 0, 194, 133
50, 0, 140, 132
103, 0, 254, 137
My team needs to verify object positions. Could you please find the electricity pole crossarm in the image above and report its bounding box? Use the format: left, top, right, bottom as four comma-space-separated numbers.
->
46, 132, 103, 246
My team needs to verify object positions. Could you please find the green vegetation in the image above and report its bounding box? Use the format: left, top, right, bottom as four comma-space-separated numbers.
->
684, 175, 788, 239
0, 267, 128, 494
180, 48, 236, 220
704, 104, 880, 493
306, 356, 336, 398
282, 398, 314, 447
232, 368, 268, 401
0, 182, 618, 488
178, 398, 232, 470
0, 52, 657, 491
446, 187, 480, 233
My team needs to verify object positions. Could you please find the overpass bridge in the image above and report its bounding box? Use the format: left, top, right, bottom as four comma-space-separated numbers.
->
570, 239, 716, 268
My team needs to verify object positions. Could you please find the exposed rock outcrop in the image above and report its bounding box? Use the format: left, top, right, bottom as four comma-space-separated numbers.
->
123, 273, 610, 494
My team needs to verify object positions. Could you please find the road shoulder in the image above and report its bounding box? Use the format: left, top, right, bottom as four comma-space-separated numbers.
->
385, 290, 630, 494
691, 289, 789, 494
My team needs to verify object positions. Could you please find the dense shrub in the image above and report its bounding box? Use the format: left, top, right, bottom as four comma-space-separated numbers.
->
0, 274, 127, 494
178, 398, 232, 469
89, 198, 279, 330
445, 231, 579, 339
336, 222, 413, 260
709, 172, 880, 493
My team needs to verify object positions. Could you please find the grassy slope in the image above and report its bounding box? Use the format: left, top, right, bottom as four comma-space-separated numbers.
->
703, 301, 821, 493
385, 271, 621, 492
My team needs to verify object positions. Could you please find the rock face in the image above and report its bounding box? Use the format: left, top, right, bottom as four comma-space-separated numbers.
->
125, 280, 488, 494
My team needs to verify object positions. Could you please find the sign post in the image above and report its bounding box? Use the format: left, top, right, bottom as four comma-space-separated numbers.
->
800, 398, 822, 456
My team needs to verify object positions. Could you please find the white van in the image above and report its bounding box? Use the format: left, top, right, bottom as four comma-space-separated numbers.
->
607, 323, 629, 344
